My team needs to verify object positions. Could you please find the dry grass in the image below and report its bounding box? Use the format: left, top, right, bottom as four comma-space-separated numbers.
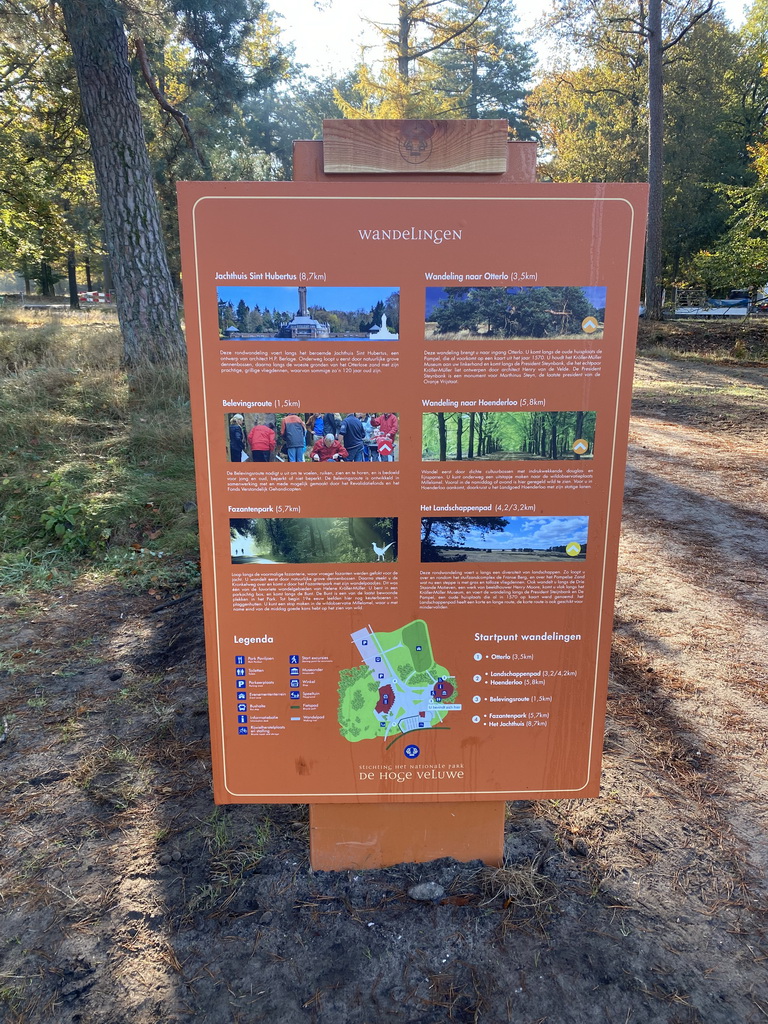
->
0, 307, 122, 373
0, 307, 199, 594
480, 858, 557, 917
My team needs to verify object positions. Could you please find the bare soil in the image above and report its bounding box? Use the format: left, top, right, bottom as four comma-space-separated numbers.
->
1, 354, 767, 1024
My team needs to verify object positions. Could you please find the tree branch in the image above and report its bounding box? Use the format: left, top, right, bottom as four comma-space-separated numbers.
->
662, 0, 715, 52
133, 36, 211, 177
406, 0, 492, 61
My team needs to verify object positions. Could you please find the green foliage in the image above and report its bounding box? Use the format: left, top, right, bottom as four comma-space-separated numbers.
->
693, 235, 768, 289
428, 0, 535, 132
242, 72, 357, 177
432, 286, 598, 338
529, 3, 753, 280
691, 163, 768, 288
231, 516, 397, 564
139, 2, 296, 274
0, 309, 199, 594
40, 498, 110, 555
0, 10, 99, 275
1, 0, 297, 306
335, 0, 535, 127
423, 410, 596, 460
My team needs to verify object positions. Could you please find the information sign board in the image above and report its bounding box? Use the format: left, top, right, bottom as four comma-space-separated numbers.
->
177, 181, 648, 804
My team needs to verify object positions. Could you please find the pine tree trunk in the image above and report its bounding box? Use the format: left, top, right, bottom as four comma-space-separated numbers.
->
574, 411, 584, 460
549, 414, 558, 460
437, 413, 447, 461
644, 0, 664, 321
398, 1, 410, 80
67, 249, 80, 310
40, 262, 54, 296
59, 0, 185, 364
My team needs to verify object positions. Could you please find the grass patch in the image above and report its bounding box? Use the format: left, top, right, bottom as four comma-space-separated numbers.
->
0, 308, 199, 595
186, 809, 273, 914
480, 858, 557, 922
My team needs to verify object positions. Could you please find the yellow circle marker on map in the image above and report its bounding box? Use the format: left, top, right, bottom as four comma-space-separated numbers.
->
572, 439, 589, 455
566, 542, 582, 557
581, 316, 599, 333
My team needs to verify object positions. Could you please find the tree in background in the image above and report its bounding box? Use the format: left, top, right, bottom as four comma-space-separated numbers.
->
691, 0, 768, 289
0, 9, 102, 302
242, 72, 357, 178
533, 0, 717, 318
59, 0, 186, 364
137, 4, 293, 273
2, 0, 292, 362
429, 0, 535, 133
530, 12, 751, 286
335, 0, 534, 129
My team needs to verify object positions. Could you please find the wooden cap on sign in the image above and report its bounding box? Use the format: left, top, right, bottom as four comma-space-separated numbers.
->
322, 118, 510, 174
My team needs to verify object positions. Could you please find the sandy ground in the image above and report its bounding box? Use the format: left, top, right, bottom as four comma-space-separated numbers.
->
1, 355, 766, 1024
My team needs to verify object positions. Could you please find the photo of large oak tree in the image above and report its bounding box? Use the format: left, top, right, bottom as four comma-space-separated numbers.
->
425, 285, 606, 339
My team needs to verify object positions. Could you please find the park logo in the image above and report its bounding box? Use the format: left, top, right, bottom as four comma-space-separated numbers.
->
398, 121, 435, 164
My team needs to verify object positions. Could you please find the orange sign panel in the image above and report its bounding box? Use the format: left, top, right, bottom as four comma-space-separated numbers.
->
177, 182, 648, 804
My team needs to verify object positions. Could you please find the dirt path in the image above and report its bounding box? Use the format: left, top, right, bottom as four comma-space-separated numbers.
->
619, 358, 768, 888
1, 356, 766, 1024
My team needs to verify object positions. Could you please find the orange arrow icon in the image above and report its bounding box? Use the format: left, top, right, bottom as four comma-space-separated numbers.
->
572, 439, 589, 455
582, 316, 599, 333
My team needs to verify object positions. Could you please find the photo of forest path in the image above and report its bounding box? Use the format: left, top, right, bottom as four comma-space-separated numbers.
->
425, 285, 606, 339
421, 515, 588, 562
423, 409, 596, 460
230, 517, 397, 563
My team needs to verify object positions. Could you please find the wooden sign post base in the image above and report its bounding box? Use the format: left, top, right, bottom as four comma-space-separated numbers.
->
294, 120, 536, 872
310, 801, 506, 872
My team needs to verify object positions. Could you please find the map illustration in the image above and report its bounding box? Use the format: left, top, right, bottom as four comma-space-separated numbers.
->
338, 620, 459, 743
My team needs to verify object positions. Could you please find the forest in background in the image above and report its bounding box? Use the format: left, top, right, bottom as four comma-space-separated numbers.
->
423, 409, 596, 460
7, 0, 768, 350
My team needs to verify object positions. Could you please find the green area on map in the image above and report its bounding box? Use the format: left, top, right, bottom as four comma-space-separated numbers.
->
338, 619, 457, 743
